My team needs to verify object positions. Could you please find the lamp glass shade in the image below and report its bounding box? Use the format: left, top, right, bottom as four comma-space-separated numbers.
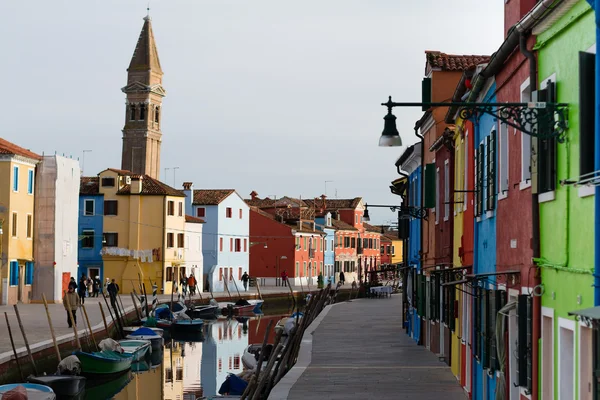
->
379, 135, 403, 147
363, 209, 370, 222
379, 111, 402, 147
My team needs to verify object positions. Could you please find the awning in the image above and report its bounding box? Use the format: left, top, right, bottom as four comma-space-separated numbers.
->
568, 306, 600, 322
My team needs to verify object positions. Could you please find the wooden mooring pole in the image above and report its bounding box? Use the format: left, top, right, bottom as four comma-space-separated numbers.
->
4, 312, 24, 381
42, 293, 61, 362
13, 304, 38, 375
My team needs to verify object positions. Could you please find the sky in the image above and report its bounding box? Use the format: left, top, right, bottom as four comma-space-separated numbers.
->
0, 1, 504, 225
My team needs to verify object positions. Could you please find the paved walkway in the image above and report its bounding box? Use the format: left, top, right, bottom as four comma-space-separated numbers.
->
0, 286, 297, 364
270, 295, 466, 400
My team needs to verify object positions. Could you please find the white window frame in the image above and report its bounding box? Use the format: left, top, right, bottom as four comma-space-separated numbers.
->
27, 168, 34, 195
435, 167, 440, 225
84, 199, 95, 216
444, 159, 449, 221
499, 122, 509, 200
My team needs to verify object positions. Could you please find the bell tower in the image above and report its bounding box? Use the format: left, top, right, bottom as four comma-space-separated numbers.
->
121, 15, 166, 179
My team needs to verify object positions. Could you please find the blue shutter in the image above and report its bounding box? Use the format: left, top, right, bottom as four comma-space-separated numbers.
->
25, 262, 34, 285
27, 170, 33, 194
13, 167, 18, 191
9, 261, 18, 286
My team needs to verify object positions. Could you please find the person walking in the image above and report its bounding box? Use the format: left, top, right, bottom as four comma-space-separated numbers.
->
281, 270, 288, 287
188, 274, 197, 296
63, 285, 80, 328
107, 279, 119, 308
78, 275, 87, 304
180, 274, 188, 297
241, 272, 249, 291
86, 277, 93, 298
68, 277, 77, 291
339, 271, 346, 285
92, 276, 100, 297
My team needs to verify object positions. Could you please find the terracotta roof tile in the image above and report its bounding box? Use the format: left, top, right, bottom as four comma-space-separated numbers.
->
331, 219, 358, 231
105, 168, 132, 175
316, 198, 362, 211
80, 177, 100, 195
363, 223, 383, 234
117, 175, 186, 197
0, 138, 42, 161
425, 51, 490, 72
193, 189, 235, 205
185, 215, 205, 223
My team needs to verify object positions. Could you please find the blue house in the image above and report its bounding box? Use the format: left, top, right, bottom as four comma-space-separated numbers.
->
78, 177, 104, 287
183, 183, 249, 292
397, 144, 422, 343
315, 212, 336, 285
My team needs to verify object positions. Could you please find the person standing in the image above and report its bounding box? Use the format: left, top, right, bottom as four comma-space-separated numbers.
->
78, 275, 87, 304
68, 277, 77, 291
241, 272, 249, 291
107, 279, 119, 308
339, 271, 345, 285
281, 270, 288, 287
92, 276, 100, 297
188, 274, 197, 296
63, 285, 80, 328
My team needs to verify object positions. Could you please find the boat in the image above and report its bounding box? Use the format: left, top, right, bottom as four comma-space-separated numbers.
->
27, 375, 86, 397
247, 299, 264, 313
154, 302, 187, 319
156, 318, 173, 330
0, 383, 56, 400
241, 343, 275, 370
122, 326, 164, 337
172, 318, 204, 333
118, 339, 152, 362
221, 299, 256, 316
275, 312, 303, 336
186, 300, 220, 319
126, 327, 164, 352
73, 350, 133, 375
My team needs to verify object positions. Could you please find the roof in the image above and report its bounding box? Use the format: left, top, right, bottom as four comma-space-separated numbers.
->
363, 223, 383, 234
568, 306, 600, 321
0, 138, 42, 161
245, 196, 308, 209
382, 232, 400, 241
318, 198, 362, 210
193, 189, 235, 205
104, 168, 132, 175
80, 177, 100, 195
117, 175, 186, 197
396, 145, 415, 167
286, 221, 324, 235
331, 219, 358, 231
128, 17, 163, 74
250, 207, 278, 221
425, 51, 490, 72
185, 215, 205, 224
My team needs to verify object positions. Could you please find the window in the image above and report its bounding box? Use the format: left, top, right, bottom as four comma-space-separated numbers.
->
235, 239, 241, 252
380, 245, 384, 254
167, 201, 175, 216
12, 166, 19, 192
369, 238, 373, 248
219, 268, 223, 281
167, 232, 174, 248
444, 159, 450, 221
304, 237, 307, 249
12, 213, 17, 237
129, 105, 136, 120
320, 261, 323, 275
27, 169, 34, 194
324, 239, 327, 251
475, 142, 484, 217
104, 200, 118, 216
26, 215, 32, 238
84, 199, 94, 216
303, 262, 307, 277
230, 238, 233, 251
155, 106, 160, 124
166, 267, 173, 282
226, 208, 232, 218
197, 208, 205, 218
103, 233, 118, 247
521, 79, 532, 183
239, 209, 243, 219
355, 214, 358, 224
344, 237, 350, 248
391, 245, 395, 255
499, 123, 509, 195
243, 239, 247, 252
177, 233, 184, 248
296, 262, 300, 276
219, 238, 223, 251
139, 104, 146, 120
178, 202, 183, 217
81, 230, 94, 248
101, 177, 115, 187
538, 77, 557, 194
486, 131, 497, 211
25, 262, 33, 285
435, 167, 440, 224
9, 261, 18, 286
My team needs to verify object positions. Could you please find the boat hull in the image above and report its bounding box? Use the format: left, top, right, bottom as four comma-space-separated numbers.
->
186, 305, 219, 319
73, 351, 133, 375
118, 340, 152, 362
27, 375, 86, 397
125, 334, 163, 352
0, 383, 56, 400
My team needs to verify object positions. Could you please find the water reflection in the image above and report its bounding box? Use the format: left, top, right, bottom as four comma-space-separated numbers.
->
108, 314, 282, 400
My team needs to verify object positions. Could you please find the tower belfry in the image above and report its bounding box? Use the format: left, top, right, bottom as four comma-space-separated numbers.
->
121, 15, 165, 179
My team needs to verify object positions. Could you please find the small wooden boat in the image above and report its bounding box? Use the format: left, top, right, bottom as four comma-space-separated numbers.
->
73, 350, 133, 375
126, 327, 164, 352
0, 383, 56, 400
247, 299, 264, 313
122, 326, 164, 336
241, 344, 275, 370
221, 299, 256, 316
186, 304, 220, 319
27, 375, 86, 397
172, 318, 204, 333
118, 339, 152, 362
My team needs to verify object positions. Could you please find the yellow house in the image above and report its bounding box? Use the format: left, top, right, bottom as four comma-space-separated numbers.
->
0, 138, 41, 305
97, 168, 186, 295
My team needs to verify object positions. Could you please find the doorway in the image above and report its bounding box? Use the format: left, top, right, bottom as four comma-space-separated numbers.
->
541, 310, 554, 400
88, 267, 100, 281
580, 324, 593, 400
509, 297, 520, 400
559, 318, 575, 400
18, 264, 24, 302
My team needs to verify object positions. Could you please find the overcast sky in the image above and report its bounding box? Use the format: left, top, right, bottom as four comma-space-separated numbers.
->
1, 1, 503, 225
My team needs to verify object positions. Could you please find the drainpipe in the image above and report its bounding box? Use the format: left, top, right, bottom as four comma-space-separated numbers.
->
594, 0, 600, 308
520, 32, 540, 400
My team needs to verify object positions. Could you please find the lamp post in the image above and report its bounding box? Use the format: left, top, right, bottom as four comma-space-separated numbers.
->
276, 255, 287, 286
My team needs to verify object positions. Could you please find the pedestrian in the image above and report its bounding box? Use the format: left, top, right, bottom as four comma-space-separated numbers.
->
107, 278, 119, 308
104, 278, 110, 294
86, 277, 93, 298
63, 284, 80, 328
92, 276, 100, 297
68, 277, 77, 291
241, 272, 249, 291
281, 270, 288, 287
180, 274, 188, 296
188, 274, 197, 296
78, 275, 87, 304
339, 271, 345, 285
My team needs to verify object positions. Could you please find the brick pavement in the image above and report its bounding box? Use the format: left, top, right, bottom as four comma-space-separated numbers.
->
271, 295, 467, 400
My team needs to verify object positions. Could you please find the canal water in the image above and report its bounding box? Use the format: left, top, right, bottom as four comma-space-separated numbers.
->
78, 314, 284, 400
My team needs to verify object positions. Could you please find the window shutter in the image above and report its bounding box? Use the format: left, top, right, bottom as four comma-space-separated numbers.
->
25, 262, 34, 285
489, 290, 498, 371
424, 163, 436, 208
517, 294, 528, 386
474, 287, 480, 360
487, 132, 496, 211
482, 290, 489, 367
537, 81, 557, 193
420, 275, 426, 317
10, 261, 18, 286
526, 296, 533, 392
579, 52, 595, 178
477, 144, 484, 216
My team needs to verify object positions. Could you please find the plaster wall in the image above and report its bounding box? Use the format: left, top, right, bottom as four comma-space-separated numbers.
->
185, 220, 203, 288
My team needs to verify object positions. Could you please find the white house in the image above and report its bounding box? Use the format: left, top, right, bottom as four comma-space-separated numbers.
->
32, 155, 81, 303
185, 215, 204, 291
182, 183, 249, 292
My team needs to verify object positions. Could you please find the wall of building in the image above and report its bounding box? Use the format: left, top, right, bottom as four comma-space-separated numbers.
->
185, 221, 204, 289
77, 194, 104, 288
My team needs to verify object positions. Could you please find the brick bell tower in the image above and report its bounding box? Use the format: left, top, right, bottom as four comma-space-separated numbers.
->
121, 15, 165, 179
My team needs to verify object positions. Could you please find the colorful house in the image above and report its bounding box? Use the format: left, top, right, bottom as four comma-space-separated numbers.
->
0, 138, 41, 305
184, 215, 204, 286
78, 177, 105, 287
184, 184, 249, 292
362, 223, 383, 279
315, 212, 336, 285
98, 169, 186, 295
332, 218, 359, 285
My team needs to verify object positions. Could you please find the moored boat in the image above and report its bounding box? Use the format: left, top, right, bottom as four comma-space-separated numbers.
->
27, 375, 86, 397
118, 339, 152, 362
0, 383, 56, 400
73, 350, 133, 375
122, 326, 164, 336
247, 299, 264, 313
172, 318, 204, 333
241, 344, 275, 371
126, 327, 164, 352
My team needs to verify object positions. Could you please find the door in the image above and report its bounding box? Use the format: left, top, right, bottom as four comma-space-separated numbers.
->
559, 319, 575, 400
541, 313, 554, 400
580, 325, 593, 400
18, 264, 24, 302
509, 298, 521, 399
88, 268, 100, 281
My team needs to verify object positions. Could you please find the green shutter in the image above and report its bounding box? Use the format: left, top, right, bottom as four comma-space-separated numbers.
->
424, 163, 436, 209
537, 82, 557, 193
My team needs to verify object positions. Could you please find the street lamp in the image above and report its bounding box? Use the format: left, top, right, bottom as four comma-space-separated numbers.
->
379, 102, 402, 147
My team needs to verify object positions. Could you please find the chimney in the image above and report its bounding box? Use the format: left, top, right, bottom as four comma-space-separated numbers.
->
250, 191, 258, 200
183, 182, 194, 216
131, 176, 142, 194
